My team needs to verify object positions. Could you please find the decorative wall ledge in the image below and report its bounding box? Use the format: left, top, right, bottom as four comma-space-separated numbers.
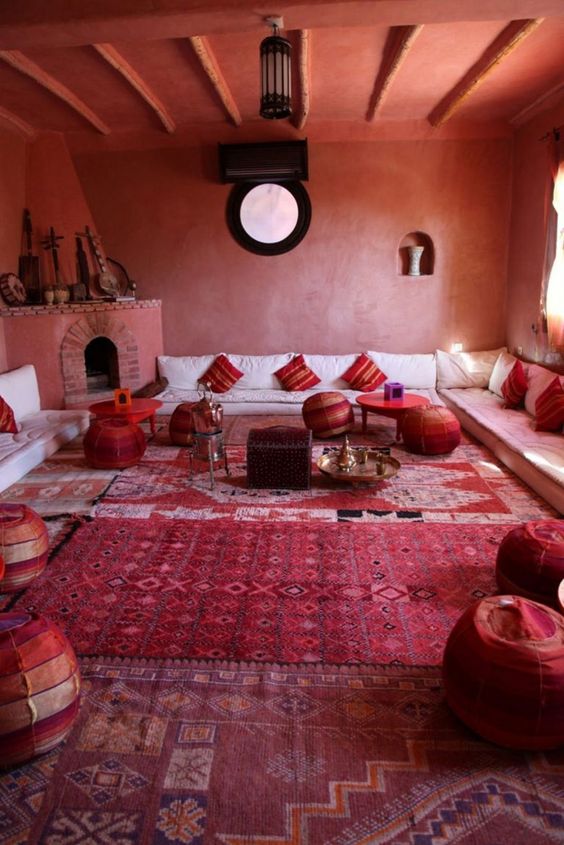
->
0, 299, 161, 318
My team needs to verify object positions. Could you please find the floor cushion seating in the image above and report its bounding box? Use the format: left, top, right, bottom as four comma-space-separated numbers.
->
401, 405, 461, 454
443, 595, 564, 750
496, 521, 564, 608
169, 402, 195, 445
83, 418, 146, 468
0, 611, 81, 768
0, 503, 48, 593
302, 391, 355, 438
247, 426, 312, 490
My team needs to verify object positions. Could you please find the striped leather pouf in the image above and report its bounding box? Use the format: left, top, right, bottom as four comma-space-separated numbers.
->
0, 611, 81, 768
302, 392, 355, 438
443, 595, 564, 750
0, 503, 48, 593
169, 402, 196, 446
402, 405, 461, 454
83, 418, 146, 468
496, 521, 564, 608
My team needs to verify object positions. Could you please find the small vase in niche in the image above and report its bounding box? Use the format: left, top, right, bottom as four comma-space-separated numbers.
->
407, 245, 424, 276
43, 288, 54, 305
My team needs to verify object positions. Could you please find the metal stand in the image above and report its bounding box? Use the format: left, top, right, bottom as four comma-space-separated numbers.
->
188, 431, 229, 490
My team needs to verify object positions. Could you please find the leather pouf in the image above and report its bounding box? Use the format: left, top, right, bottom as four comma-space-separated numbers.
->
0, 503, 48, 593
402, 405, 461, 454
496, 520, 564, 608
302, 392, 354, 438
0, 611, 81, 768
169, 402, 195, 446
84, 418, 146, 468
442, 595, 564, 750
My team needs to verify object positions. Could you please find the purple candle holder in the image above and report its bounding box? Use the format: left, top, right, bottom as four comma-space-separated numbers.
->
384, 382, 404, 401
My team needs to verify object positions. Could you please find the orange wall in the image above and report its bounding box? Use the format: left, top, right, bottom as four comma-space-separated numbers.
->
506, 96, 564, 364
73, 137, 512, 356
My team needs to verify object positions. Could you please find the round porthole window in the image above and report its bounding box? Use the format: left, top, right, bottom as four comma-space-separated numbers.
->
227, 181, 311, 255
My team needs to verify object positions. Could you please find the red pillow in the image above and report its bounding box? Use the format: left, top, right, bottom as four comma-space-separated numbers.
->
0, 395, 17, 433
341, 352, 387, 392
501, 360, 528, 408
201, 354, 244, 393
275, 354, 321, 391
535, 377, 564, 432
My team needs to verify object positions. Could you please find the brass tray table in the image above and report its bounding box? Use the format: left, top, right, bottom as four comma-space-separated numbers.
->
317, 450, 400, 485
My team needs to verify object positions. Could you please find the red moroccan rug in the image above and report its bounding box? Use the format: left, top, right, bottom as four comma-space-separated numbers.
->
10, 516, 507, 664
4, 657, 563, 845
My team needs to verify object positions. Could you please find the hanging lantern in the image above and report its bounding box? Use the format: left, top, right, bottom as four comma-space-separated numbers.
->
260, 19, 292, 120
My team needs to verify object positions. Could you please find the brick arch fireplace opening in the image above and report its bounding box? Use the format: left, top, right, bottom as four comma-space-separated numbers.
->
61, 313, 141, 406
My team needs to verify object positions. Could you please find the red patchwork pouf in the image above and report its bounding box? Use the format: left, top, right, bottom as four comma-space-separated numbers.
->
0, 611, 81, 767
496, 521, 564, 608
84, 418, 146, 469
169, 402, 195, 446
402, 405, 461, 454
302, 392, 354, 438
442, 595, 564, 749
0, 503, 48, 593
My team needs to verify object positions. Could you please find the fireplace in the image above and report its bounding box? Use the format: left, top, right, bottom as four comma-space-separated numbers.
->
84, 337, 120, 393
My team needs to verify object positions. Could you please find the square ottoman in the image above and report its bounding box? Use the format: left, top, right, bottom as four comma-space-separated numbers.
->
247, 426, 312, 490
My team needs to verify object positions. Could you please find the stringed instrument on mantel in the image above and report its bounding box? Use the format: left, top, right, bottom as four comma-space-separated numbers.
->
41, 226, 65, 288
79, 225, 119, 297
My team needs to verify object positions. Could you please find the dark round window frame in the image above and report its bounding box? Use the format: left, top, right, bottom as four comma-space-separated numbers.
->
226, 180, 312, 256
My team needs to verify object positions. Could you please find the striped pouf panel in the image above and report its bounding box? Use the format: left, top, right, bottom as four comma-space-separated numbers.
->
402, 405, 461, 454
496, 521, 564, 608
169, 402, 196, 446
0, 503, 48, 593
83, 418, 146, 469
302, 392, 355, 438
0, 612, 81, 767
443, 595, 564, 750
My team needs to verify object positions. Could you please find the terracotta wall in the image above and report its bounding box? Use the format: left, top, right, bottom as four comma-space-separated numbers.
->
0, 130, 27, 371
506, 95, 564, 364
73, 137, 512, 356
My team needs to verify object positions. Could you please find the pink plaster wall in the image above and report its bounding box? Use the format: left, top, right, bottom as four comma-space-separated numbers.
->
0, 129, 27, 371
73, 138, 512, 356
506, 95, 564, 363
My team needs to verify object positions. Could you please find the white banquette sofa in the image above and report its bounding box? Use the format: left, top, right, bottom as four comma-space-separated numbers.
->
0, 364, 90, 493
156, 349, 564, 514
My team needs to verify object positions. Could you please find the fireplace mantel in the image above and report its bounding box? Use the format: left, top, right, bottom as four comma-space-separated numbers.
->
0, 299, 161, 318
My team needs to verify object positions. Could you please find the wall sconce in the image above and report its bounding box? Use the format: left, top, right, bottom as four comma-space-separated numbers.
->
260, 16, 292, 119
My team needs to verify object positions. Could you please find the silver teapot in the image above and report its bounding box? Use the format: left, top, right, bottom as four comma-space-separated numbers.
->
191, 381, 224, 434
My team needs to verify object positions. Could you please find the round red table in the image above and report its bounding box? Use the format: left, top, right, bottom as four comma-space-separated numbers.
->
356, 392, 430, 439
89, 397, 162, 435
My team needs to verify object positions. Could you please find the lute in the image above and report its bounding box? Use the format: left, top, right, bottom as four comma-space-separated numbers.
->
81, 225, 119, 296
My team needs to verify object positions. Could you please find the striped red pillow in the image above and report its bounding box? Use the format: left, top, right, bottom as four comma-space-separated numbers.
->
201, 354, 244, 393
0, 395, 17, 433
535, 377, 564, 432
275, 354, 321, 391
341, 352, 387, 392
501, 360, 528, 408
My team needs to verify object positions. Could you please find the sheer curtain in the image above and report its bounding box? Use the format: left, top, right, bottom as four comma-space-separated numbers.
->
545, 134, 564, 349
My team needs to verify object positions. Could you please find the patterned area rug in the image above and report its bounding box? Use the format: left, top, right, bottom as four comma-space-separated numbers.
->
3, 658, 564, 845
8, 517, 508, 663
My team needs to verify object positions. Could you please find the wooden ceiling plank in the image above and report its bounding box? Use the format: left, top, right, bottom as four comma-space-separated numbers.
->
294, 29, 311, 130
428, 18, 543, 128
188, 35, 241, 126
93, 43, 176, 133
0, 104, 36, 138
366, 24, 423, 122
0, 49, 110, 133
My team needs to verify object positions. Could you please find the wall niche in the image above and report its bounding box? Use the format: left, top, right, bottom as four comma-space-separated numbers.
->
398, 231, 434, 276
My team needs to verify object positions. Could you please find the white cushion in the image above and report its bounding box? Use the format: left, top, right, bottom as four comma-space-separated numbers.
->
367, 351, 437, 389
524, 363, 562, 417
488, 351, 517, 398
157, 355, 216, 389
229, 353, 293, 389
436, 347, 506, 389
0, 364, 41, 421
303, 354, 357, 388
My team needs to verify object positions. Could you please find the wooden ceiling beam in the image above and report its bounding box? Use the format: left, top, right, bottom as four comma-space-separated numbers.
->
0, 104, 35, 138
0, 49, 110, 133
93, 43, 176, 133
188, 35, 241, 126
294, 29, 311, 130
510, 80, 564, 126
366, 25, 422, 121
428, 18, 543, 127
